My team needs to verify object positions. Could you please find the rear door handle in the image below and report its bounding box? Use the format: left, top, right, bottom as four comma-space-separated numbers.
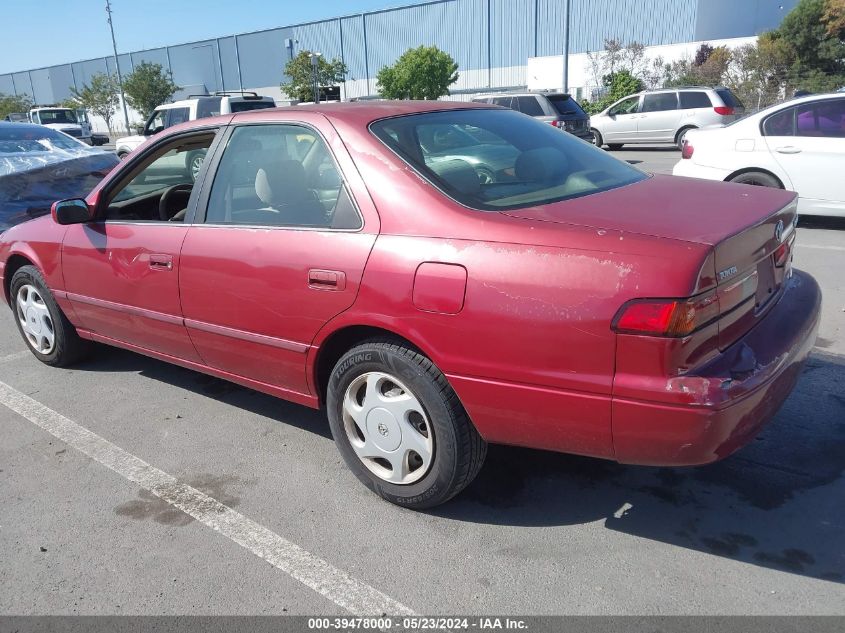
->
775, 146, 802, 154
308, 269, 346, 291
149, 253, 173, 270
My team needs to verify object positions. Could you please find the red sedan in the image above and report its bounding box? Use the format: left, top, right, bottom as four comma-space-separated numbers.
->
0, 102, 821, 508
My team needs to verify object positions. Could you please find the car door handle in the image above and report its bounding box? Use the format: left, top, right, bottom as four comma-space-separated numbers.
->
775, 146, 802, 154
308, 269, 346, 291
149, 254, 173, 270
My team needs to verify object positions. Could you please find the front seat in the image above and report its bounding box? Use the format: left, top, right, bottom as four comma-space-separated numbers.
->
253, 159, 328, 227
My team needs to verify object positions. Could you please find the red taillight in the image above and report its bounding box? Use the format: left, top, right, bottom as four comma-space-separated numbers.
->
774, 240, 790, 267
681, 141, 694, 159
613, 293, 719, 337
550, 120, 562, 128
714, 106, 734, 116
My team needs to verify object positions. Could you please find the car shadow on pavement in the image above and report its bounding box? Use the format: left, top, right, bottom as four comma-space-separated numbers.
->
71, 346, 332, 440
435, 351, 845, 585
70, 345, 844, 584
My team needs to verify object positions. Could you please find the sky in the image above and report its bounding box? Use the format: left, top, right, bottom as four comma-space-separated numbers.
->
3, 0, 422, 74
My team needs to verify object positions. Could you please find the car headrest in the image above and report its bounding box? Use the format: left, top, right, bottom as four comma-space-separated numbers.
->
515, 147, 569, 182
432, 159, 481, 196
255, 159, 309, 207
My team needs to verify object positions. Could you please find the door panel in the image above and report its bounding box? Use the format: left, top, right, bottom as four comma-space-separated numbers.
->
179, 119, 378, 395
62, 223, 200, 361
601, 96, 640, 142
765, 98, 845, 213
179, 228, 375, 393
637, 92, 681, 142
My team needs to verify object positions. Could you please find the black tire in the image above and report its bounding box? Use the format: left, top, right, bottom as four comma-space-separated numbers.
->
327, 339, 487, 509
117, 150, 129, 160
728, 171, 781, 188
10, 265, 90, 367
676, 126, 696, 150
591, 129, 603, 148
607, 143, 623, 150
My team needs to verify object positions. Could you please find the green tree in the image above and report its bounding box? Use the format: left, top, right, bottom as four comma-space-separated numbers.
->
377, 45, 459, 100
581, 70, 643, 114
281, 51, 347, 102
122, 62, 179, 119
70, 72, 120, 132
774, 0, 845, 89
0, 93, 33, 119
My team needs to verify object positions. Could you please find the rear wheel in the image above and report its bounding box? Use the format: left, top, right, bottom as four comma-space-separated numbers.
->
10, 266, 90, 367
676, 126, 696, 150
591, 129, 603, 148
728, 171, 781, 188
327, 340, 487, 509
607, 143, 623, 150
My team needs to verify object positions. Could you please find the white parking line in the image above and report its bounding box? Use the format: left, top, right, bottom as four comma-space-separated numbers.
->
798, 243, 845, 252
0, 350, 31, 363
0, 379, 415, 616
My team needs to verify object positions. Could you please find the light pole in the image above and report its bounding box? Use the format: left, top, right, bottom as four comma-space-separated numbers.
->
310, 52, 322, 103
562, 0, 570, 93
105, 0, 131, 134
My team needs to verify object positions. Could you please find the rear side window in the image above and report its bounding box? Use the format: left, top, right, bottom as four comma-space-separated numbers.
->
229, 100, 277, 113
205, 124, 360, 229
370, 108, 645, 212
794, 99, 845, 138
492, 96, 513, 108
679, 92, 712, 109
547, 94, 586, 116
641, 93, 679, 112
515, 96, 544, 117
196, 97, 223, 118
716, 89, 744, 109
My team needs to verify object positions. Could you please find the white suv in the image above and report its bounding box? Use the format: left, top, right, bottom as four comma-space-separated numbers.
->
590, 87, 745, 150
115, 92, 276, 175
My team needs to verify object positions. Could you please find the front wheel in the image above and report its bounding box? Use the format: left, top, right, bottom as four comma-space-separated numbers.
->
591, 129, 603, 148
10, 265, 90, 367
327, 340, 487, 509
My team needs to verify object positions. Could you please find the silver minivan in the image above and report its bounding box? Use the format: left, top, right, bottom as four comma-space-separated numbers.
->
590, 87, 745, 150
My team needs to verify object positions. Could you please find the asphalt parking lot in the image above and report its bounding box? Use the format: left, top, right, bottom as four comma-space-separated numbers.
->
1, 149, 844, 616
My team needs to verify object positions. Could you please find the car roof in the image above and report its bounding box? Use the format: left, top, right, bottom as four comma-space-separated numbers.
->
226, 100, 497, 127
0, 121, 56, 132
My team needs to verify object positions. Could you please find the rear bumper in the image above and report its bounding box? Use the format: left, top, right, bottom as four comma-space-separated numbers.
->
612, 269, 821, 466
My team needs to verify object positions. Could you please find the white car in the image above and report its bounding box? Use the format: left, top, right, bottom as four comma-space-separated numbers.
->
115, 92, 276, 174
673, 93, 845, 217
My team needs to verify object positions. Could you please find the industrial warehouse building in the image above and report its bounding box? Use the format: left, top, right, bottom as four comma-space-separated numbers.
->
1, 0, 797, 131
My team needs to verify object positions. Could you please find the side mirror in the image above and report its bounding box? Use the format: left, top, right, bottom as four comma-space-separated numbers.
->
51, 199, 91, 225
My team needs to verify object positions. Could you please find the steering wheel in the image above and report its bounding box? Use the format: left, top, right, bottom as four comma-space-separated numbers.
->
158, 183, 193, 221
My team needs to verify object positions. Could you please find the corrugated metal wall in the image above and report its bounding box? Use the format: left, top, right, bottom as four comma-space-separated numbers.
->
1, 0, 780, 106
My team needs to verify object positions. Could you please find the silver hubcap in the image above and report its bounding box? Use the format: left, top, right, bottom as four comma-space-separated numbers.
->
342, 372, 434, 485
16, 285, 55, 354
190, 155, 204, 180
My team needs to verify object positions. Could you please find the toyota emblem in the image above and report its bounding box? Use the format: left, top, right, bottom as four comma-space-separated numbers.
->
775, 219, 784, 242
377, 422, 389, 436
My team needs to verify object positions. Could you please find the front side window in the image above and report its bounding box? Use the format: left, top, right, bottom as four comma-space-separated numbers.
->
105, 132, 215, 222
205, 124, 361, 229
144, 110, 167, 135
609, 96, 639, 115
167, 107, 191, 127
641, 92, 679, 113
795, 99, 845, 138
762, 107, 795, 136
371, 108, 645, 212
492, 96, 513, 108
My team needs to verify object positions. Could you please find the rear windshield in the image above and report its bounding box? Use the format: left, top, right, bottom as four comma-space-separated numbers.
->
547, 94, 586, 117
716, 89, 744, 109
0, 125, 83, 152
229, 100, 276, 113
370, 108, 645, 212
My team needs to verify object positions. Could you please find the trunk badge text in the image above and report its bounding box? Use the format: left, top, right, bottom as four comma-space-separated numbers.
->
719, 266, 738, 281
